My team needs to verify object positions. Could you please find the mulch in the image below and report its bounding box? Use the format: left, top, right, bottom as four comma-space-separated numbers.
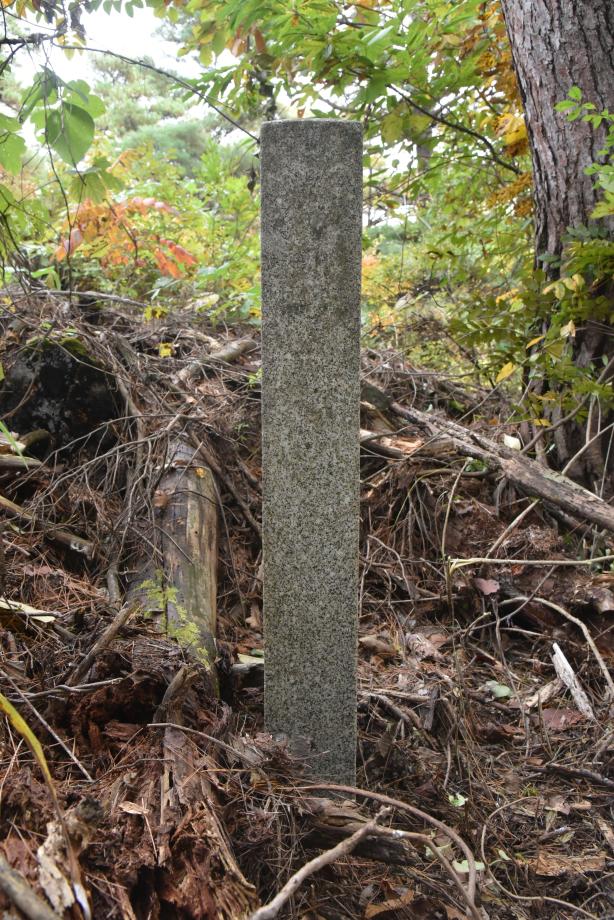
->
0, 289, 612, 920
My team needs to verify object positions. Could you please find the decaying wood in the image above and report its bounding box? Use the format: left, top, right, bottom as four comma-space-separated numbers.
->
302, 797, 419, 866
0, 852, 61, 920
0, 493, 94, 557
174, 337, 256, 386
65, 603, 136, 687
158, 724, 259, 918
154, 440, 218, 668
361, 382, 614, 535
194, 438, 261, 537
551, 642, 596, 721
0, 454, 43, 471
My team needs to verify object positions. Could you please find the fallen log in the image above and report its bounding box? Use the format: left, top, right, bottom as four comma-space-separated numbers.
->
302, 797, 419, 866
154, 440, 218, 670
361, 382, 614, 536
174, 337, 257, 387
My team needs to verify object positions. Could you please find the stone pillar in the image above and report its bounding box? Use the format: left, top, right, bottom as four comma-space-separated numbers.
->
260, 119, 362, 784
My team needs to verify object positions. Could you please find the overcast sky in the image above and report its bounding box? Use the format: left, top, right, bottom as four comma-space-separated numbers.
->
14, 6, 199, 85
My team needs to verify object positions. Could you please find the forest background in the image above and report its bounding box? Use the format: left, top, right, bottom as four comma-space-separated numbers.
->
0, 0, 612, 483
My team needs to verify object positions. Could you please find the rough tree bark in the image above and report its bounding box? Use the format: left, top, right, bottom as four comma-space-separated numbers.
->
500, 0, 614, 488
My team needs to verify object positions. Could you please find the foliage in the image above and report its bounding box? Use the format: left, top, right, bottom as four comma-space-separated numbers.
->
0, 0, 612, 420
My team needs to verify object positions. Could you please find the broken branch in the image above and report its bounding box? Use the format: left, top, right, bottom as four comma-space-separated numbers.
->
248, 807, 391, 920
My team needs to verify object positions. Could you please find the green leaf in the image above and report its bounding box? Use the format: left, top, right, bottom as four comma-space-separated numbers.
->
404, 112, 432, 139
484, 680, 512, 699
20, 69, 60, 120
568, 85, 582, 101
381, 113, 404, 144
453, 859, 485, 874
555, 99, 577, 113
365, 76, 388, 104
0, 183, 16, 213
0, 113, 21, 132
45, 103, 95, 165
66, 80, 106, 117
448, 792, 467, 807
0, 132, 26, 174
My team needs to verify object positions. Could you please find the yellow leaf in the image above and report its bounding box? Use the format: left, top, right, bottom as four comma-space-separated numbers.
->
543, 280, 567, 299
496, 362, 517, 383
195, 467, 206, 478
0, 692, 56, 794
560, 320, 576, 338
533, 418, 550, 427
496, 287, 518, 304
158, 342, 173, 358
561, 275, 584, 292
496, 113, 526, 147
526, 335, 545, 349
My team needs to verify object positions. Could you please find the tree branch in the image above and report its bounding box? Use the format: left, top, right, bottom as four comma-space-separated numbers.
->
248, 807, 391, 920
392, 85, 521, 175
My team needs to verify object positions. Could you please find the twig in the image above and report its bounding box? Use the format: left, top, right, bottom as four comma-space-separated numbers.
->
0, 853, 61, 920
0, 493, 94, 558
503, 597, 614, 699
487, 415, 614, 558
53, 42, 259, 142
0, 454, 43, 471
149, 721, 262, 767
360, 691, 423, 731
480, 798, 600, 919
299, 782, 480, 915
248, 807, 391, 920
451, 554, 614, 572
64, 603, 136, 687
551, 641, 596, 720
535, 762, 614, 790
390, 86, 521, 176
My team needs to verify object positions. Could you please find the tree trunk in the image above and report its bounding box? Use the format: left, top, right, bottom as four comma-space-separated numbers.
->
499, 0, 614, 488
500, 0, 613, 260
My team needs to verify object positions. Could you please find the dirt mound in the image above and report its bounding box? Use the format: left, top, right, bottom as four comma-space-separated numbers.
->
0, 291, 612, 919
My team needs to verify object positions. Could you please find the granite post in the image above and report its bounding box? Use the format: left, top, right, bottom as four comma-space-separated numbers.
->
260, 119, 362, 784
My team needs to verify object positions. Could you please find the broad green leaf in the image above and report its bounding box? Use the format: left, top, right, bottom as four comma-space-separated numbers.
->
66, 80, 106, 118
0, 113, 21, 132
45, 103, 95, 165
0, 132, 26, 174
365, 76, 388, 103
0, 183, 16, 213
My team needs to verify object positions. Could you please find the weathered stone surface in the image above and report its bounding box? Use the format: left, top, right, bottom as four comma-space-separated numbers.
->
260, 119, 362, 783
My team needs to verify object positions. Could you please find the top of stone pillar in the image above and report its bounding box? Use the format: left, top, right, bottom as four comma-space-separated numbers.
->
260, 119, 363, 316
